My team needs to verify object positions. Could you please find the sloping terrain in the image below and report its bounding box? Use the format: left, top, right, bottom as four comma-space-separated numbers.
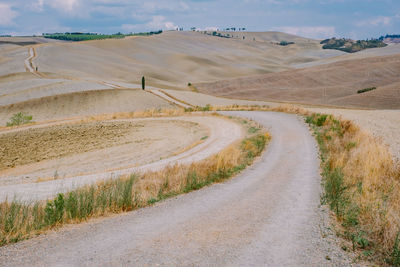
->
0, 89, 175, 125
32, 31, 340, 89
196, 54, 400, 109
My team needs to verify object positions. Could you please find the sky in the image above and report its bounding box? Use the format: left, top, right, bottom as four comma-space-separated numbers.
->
0, 0, 399, 39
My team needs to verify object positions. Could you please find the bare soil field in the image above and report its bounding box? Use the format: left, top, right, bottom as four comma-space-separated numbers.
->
32, 31, 342, 90
196, 54, 400, 109
294, 43, 400, 68
0, 115, 243, 201
0, 89, 175, 125
0, 119, 208, 185
0, 79, 113, 106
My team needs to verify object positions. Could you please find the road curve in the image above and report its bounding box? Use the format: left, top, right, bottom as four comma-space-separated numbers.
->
0, 112, 351, 266
24, 47, 35, 73
0, 116, 242, 202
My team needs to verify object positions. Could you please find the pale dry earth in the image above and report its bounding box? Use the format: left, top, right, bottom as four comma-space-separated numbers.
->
196, 54, 400, 109
0, 115, 243, 202
149, 89, 192, 108
0, 89, 176, 125
0, 119, 208, 185
162, 88, 277, 107
0, 111, 358, 266
294, 43, 400, 68
31, 31, 340, 89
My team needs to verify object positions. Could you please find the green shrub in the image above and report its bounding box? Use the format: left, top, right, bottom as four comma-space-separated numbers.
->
6, 112, 33, 126
391, 232, 400, 266
278, 41, 294, 46
306, 113, 328, 127
44, 193, 64, 226
357, 87, 376, 94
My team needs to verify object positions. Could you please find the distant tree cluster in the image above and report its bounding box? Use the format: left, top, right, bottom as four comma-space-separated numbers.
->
278, 41, 295, 46
224, 27, 246, 31
203, 31, 232, 39
357, 87, 376, 94
378, 34, 400, 40
320, 37, 387, 53
43, 30, 163, 42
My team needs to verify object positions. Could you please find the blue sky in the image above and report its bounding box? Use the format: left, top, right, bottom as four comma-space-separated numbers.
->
0, 0, 399, 39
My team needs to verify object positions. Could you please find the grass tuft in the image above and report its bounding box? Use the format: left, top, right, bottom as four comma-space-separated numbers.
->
0, 132, 269, 246
6, 112, 33, 127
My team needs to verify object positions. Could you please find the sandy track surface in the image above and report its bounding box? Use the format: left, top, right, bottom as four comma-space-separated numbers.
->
149, 89, 192, 108
163, 88, 277, 107
0, 115, 242, 202
23, 47, 35, 73
0, 111, 353, 266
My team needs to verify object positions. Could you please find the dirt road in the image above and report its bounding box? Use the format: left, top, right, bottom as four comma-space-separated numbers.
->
23, 47, 35, 73
0, 111, 352, 266
149, 89, 193, 108
0, 115, 242, 202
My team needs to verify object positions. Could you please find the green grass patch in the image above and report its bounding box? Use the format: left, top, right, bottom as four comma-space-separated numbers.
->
6, 112, 33, 127
43, 30, 163, 42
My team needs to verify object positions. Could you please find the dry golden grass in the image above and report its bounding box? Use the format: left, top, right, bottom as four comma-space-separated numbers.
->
80, 108, 186, 123
303, 111, 400, 264
215, 103, 400, 262
0, 118, 269, 246
1, 102, 398, 263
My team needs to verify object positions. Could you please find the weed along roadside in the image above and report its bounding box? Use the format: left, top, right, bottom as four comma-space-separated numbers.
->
0, 121, 270, 246
305, 112, 400, 265
1, 104, 398, 265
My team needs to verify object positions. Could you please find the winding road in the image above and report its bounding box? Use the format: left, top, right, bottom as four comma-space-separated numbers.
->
0, 116, 242, 202
0, 111, 351, 266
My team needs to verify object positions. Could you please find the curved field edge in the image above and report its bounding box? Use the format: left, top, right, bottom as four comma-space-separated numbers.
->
0, 129, 270, 246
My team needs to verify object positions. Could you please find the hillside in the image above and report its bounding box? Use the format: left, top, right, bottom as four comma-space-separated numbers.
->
31, 31, 342, 89
195, 54, 400, 109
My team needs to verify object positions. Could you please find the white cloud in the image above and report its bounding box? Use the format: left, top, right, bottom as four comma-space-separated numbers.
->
146, 16, 177, 30
36, 0, 81, 13
30, 0, 44, 12
273, 26, 335, 39
356, 16, 392, 27
142, 1, 189, 13
0, 3, 18, 26
122, 16, 178, 32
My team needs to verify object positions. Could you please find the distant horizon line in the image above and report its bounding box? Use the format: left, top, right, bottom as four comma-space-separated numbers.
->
1, 29, 399, 40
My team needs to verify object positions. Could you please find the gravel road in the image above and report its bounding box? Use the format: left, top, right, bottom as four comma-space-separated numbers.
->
149, 89, 193, 108
0, 111, 353, 266
0, 116, 242, 202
